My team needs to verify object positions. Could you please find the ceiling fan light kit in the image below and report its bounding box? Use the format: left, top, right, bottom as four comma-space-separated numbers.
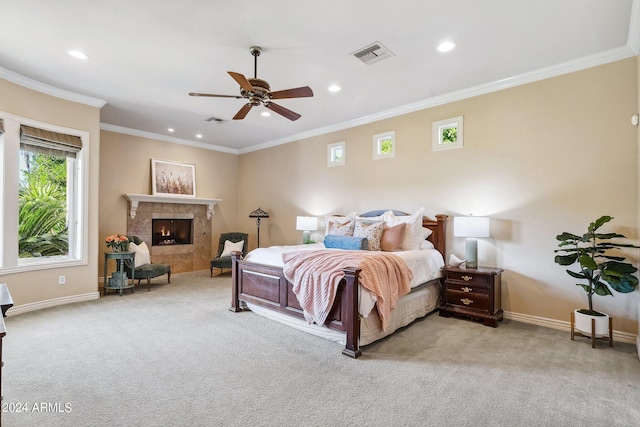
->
189, 46, 313, 121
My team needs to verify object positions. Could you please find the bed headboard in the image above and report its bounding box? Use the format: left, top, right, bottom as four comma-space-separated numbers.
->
357, 210, 448, 258
422, 214, 448, 258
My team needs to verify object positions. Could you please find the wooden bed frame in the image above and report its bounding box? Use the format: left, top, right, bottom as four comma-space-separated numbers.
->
230, 214, 448, 358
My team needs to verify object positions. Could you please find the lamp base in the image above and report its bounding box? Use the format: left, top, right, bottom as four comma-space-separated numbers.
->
302, 230, 311, 244
465, 238, 478, 268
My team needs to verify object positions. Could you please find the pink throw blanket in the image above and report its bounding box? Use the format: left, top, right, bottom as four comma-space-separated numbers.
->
282, 250, 413, 331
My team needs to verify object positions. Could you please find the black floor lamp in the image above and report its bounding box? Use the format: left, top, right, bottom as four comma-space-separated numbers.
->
249, 207, 269, 248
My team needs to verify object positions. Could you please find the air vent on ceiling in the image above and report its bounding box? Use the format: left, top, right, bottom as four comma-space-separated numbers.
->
351, 42, 394, 65
206, 116, 225, 124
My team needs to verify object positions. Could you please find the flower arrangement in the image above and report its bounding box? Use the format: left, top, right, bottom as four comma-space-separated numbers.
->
105, 234, 129, 252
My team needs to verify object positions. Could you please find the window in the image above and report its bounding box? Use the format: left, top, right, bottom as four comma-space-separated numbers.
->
0, 114, 88, 272
373, 131, 396, 160
432, 116, 464, 151
327, 141, 345, 167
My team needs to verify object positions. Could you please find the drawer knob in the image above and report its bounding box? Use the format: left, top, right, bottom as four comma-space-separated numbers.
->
462, 286, 472, 293
461, 298, 473, 305
462, 275, 473, 281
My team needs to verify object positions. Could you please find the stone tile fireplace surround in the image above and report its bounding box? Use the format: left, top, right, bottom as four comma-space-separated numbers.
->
123, 194, 221, 274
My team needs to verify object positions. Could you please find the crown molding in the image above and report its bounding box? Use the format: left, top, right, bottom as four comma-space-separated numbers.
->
100, 123, 239, 154
0, 65, 106, 108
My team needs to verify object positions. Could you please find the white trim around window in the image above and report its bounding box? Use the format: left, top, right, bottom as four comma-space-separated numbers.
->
0, 111, 89, 274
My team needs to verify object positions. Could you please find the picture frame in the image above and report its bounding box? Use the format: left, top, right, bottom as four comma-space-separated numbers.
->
432, 116, 463, 151
151, 159, 196, 197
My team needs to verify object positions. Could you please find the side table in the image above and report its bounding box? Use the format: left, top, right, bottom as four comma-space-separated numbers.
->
439, 265, 503, 327
103, 251, 135, 296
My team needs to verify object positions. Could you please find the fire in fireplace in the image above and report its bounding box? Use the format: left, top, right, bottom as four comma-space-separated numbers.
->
152, 218, 194, 246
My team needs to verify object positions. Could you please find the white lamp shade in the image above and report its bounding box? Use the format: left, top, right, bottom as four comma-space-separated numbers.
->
296, 216, 318, 231
453, 216, 490, 238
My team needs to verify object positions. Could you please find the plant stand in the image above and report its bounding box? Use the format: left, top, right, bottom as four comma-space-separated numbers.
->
570, 310, 613, 348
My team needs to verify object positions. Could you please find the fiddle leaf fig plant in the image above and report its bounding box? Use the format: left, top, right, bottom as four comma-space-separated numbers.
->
554, 215, 640, 316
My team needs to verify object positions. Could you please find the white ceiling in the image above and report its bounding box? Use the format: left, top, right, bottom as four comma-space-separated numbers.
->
1, 1, 638, 153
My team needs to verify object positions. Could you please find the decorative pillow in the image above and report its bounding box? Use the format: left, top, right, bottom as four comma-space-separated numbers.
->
220, 240, 244, 257
324, 212, 356, 235
353, 220, 384, 251
128, 241, 151, 267
328, 219, 355, 236
382, 208, 425, 251
380, 223, 406, 252
324, 234, 369, 250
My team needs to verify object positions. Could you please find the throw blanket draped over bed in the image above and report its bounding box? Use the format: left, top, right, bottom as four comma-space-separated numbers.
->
282, 250, 413, 331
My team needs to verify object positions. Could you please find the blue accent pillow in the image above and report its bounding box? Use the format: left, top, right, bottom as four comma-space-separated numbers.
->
324, 234, 369, 250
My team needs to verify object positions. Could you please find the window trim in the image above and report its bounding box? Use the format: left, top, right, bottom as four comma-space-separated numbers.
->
327, 141, 345, 167
0, 111, 89, 274
372, 131, 396, 160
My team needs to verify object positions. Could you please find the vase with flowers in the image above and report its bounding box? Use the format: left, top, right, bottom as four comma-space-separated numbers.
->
106, 234, 129, 252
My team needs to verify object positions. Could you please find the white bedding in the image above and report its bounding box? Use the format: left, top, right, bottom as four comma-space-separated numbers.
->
244, 243, 444, 317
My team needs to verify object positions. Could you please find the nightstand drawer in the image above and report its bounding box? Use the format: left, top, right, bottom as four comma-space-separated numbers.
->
445, 271, 489, 286
446, 282, 489, 295
446, 290, 490, 311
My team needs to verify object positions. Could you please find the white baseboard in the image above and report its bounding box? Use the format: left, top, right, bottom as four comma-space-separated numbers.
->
6, 292, 100, 317
504, 311, 637, 344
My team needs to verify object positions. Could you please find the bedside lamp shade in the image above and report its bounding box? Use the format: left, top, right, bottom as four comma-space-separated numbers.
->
296, 216, 318, 243
453, 216, 490, 268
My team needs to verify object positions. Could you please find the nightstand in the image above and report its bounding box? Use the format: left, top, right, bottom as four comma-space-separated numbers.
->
439, 265, 503, 327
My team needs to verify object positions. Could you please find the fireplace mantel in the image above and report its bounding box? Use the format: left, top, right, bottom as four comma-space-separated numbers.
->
123, 194, 222, 220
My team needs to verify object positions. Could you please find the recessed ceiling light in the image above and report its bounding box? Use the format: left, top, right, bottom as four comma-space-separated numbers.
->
328, 85, 341, 92
68, 50, 88, 60
261, 111, 271, 117
167, 128, 175, 132
196, 134, 203, 139
437, 41, 456, 53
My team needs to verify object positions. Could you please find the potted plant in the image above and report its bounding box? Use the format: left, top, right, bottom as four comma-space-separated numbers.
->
554, 215, 639, 337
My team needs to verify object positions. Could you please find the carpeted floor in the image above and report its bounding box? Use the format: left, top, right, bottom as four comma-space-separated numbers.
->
2, 270, 639, 426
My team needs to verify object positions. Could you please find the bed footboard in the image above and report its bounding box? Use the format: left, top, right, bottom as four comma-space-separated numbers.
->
230, 251, 362, 358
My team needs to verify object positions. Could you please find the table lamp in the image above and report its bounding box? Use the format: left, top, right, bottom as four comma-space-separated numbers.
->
249, 207, 269, 247
453, 216, 490, 268
296, 216, 318, 244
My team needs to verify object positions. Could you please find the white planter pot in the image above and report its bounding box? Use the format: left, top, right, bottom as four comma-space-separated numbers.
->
574, 309, 610, 338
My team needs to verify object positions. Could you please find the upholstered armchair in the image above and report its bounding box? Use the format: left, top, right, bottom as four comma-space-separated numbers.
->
211, 232, 249, 276
124, 236, 171, 291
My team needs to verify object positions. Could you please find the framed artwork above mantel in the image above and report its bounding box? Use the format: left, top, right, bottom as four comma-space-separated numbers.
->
151, 159, 196, 197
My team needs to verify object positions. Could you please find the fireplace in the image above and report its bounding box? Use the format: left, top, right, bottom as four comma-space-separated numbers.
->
152, 218, 193, 246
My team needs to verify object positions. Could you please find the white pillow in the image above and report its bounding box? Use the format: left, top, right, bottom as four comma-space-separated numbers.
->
382, 208, 425, 251
419, 240, 435, 250
324, 212, 357, 235
220, 240, 244, 257
129, 241, 151, 267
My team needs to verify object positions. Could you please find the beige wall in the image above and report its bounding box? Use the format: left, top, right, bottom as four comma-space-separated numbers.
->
98, 131, 240, 276
239, 58, 639, 334
0, 79, 101, 306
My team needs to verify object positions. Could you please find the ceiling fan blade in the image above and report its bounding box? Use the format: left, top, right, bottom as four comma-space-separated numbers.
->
189, 92, 243, 99
265, 102, 301, 121
228, 72, 254, 92
233, 104, 253, 120
270, 86, 314, 99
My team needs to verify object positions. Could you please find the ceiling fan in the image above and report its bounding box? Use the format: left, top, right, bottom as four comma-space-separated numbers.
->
189, 46, 313, 121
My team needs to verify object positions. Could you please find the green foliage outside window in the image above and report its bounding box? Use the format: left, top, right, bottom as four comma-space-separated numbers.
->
380, 138, 393, 154
441, 127, 457, 144
19, 152, 69, 258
